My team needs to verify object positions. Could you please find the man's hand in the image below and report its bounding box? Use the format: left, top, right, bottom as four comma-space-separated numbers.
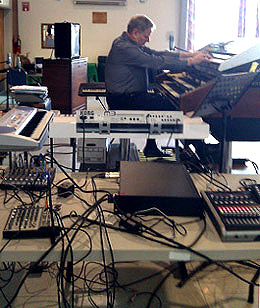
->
187, 51, 212, 66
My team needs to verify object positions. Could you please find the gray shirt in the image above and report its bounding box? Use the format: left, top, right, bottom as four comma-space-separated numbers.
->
105, 31, 189, 94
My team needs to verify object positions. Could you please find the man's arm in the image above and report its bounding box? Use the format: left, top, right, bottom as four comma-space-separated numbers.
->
142, 45, 180, 58
179, 50, 212, 65
120, 45, 189, 71
142, 46, 212, 67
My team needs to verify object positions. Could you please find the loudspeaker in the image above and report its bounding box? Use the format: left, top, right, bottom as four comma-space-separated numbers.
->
54, 23, 81, 59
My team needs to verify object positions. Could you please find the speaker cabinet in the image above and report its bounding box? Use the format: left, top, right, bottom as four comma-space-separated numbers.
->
54, 23, 80, 59
42, 58, 88, 114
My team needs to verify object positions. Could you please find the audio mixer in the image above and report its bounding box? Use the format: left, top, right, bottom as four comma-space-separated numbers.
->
202, 190, 260, 242
3, 206, 59, 239
0, 167, 56, 192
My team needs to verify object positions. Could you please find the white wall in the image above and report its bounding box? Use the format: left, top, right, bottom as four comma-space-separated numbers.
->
4, 0, 181, 63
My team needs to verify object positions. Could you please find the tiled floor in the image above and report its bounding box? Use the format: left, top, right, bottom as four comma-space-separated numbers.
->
1, 260, 259, 307
0, 96, 260, 307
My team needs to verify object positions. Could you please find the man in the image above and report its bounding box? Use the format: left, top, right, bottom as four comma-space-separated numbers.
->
105, 15, 211, 156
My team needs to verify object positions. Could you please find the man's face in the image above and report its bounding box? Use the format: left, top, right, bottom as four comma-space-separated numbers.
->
132, 28, 152, 46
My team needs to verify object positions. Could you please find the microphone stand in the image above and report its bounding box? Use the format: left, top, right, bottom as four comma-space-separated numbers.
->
4, 53, 13, 112
5, 66, 10, 112
0, 63, 10, 112
47, 173, 57, 245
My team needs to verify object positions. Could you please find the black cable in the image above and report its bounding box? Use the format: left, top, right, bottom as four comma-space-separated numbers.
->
56, 193, 111, 308
187, 215, 206, 248
239, 178, 257, 188
135, 219, 259, 287
91, 175, 116, 307
50, 155, 112, 195
1, 195, 108, 308
75, 212, 260, 288
45, 156, 80, 172
196, 170, 232, 191
248, 160, 259, 174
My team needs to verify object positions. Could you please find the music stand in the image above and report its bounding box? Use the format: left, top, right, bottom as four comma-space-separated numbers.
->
192, 71, 259, 172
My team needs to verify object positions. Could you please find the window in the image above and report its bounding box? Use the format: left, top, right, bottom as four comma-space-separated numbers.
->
191, 0, 260, 53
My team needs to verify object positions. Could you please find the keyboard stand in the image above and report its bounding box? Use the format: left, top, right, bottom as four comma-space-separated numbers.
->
78, 82, 107, 110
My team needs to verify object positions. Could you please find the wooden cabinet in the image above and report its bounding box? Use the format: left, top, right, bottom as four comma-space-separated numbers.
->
42, 58, 88, 114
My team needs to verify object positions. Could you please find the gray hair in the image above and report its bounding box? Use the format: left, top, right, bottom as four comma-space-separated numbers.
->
127, 15, 155, 34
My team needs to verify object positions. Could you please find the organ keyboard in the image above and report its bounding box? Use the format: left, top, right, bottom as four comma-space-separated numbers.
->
155, 45, 260, 145
0, 106, 54, 151
155, 60, 222, 109
156, 45, 260, 116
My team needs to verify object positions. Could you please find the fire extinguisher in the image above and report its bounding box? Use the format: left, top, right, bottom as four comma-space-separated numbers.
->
13, 35, 21, 54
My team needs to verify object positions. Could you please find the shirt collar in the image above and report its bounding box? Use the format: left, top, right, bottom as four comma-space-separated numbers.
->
122, 31, 139, 46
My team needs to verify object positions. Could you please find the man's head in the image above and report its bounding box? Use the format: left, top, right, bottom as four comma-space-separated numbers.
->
127, 15, 155, 46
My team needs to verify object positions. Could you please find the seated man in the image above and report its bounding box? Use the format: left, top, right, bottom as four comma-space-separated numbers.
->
105, 15, 211, 156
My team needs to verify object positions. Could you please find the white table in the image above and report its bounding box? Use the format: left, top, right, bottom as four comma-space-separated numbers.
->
1, 172, 260, 263
1, 172, 260, 304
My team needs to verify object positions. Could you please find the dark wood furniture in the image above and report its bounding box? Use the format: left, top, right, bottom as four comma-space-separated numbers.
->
42, 58, 88, 114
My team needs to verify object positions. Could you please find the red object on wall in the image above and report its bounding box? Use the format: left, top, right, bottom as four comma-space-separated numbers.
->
22, 2, 30, 12
13, 36, 21, 54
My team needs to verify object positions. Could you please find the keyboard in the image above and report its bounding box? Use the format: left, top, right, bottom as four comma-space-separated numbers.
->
0, 106, 54, 151
78, 82, 106, 96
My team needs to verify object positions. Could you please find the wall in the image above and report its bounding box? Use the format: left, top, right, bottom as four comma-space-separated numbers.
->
4, 0, 181, 63
0, 10, 4, 69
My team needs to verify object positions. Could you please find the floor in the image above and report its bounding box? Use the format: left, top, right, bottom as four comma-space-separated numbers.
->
0, 95, 260, 307
1, 260, 259, 308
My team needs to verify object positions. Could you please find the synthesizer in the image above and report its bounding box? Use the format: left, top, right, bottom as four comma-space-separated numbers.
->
78, 82, 106, 97
0, 106, 54, 151
76, 109, 184, 135
78, 82, 155, 97
3, 206, 60, 239
0, 167, 56, 191
202, 190, 260, 242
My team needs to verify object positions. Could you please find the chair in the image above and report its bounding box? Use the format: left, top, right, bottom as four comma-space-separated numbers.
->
97, 56, 107, 82
7, 68, 27, 86
4, 68, 27, 110
87, 63, 99, 82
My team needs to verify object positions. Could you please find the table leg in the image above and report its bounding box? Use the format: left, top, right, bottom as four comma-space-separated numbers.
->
175, 139, 180, 161
50, 138, 54, 168
24, 152, 28, 167
66, 261, 73, 283
9, 152, 12, 169
70, 138, 76, 172
176, 261, 212, 288
176, 261, 188, 280
247, 266, 260, 303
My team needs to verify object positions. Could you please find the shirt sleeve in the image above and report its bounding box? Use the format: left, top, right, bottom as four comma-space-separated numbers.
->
119, 44, 188, 72
142, 46, 180, 58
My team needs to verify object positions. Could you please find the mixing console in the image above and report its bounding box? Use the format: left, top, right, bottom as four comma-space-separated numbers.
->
0, 167, 56, 191
202, 190, 260, 241
3, 206, 59, 239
